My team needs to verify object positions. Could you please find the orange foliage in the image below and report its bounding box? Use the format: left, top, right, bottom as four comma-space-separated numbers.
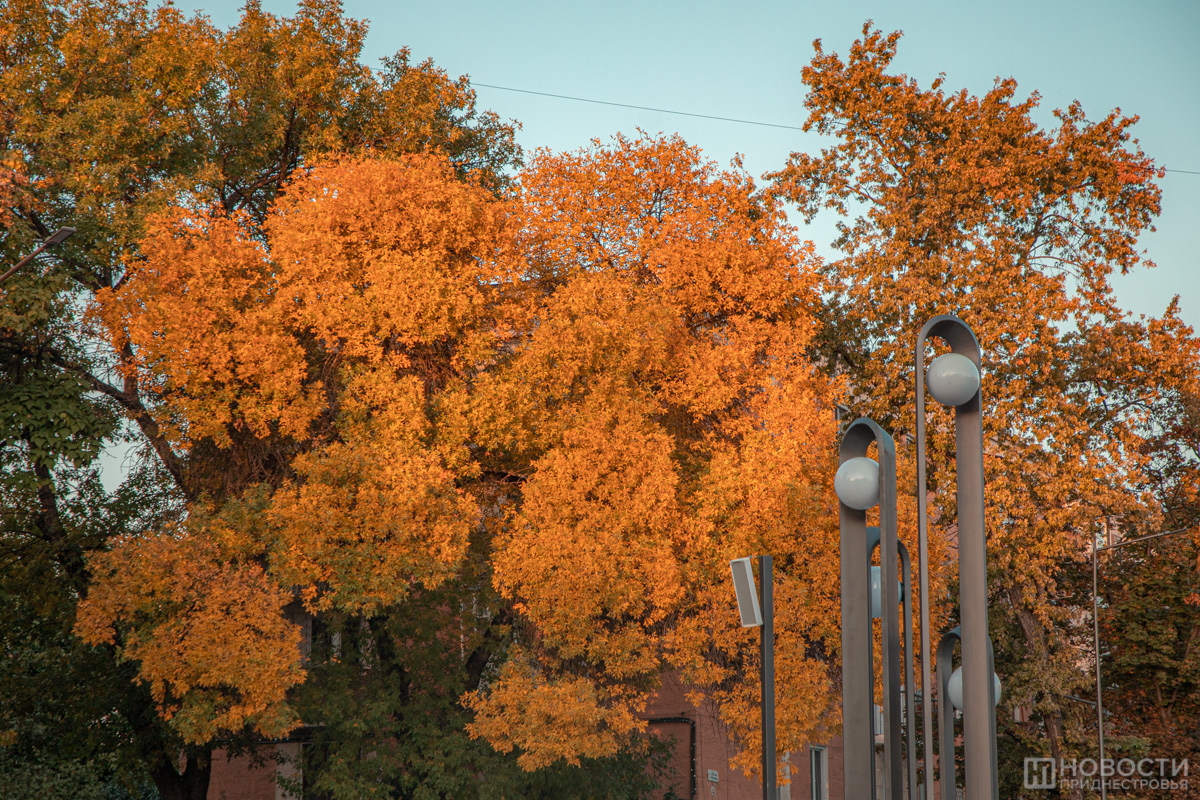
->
45, 10, 1199, 786
83, 137, 844, 772
76, 513, 301, 744
466, 651, 647, 770
97, 208, 318, 448
466, 135, 841, 773
82, 154, 502, 739
6, 0, 522, 789
254, 155, 500, 612
269, 371, 479, 614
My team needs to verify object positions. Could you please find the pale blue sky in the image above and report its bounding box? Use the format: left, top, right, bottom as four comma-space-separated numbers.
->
184, 0, 1199, 325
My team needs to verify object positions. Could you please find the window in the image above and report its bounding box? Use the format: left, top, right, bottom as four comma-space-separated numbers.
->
810, 746, 828, 800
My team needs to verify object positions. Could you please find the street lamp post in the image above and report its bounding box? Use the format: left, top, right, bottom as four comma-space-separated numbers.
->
731, 555, 776, 800
1090, 525, 1194, 800
916, 314, 997, 800
835, 418, 909, 800
835, 315, 998, 799
0, 227, 75, 284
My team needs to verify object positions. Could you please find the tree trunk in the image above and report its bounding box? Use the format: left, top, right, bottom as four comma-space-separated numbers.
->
151, 748, 213, 800
1040, 708, 1083, 800
1009, 590, 1082, 800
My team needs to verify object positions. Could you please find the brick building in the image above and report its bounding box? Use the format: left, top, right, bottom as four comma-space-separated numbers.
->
206, 674, 845, 800
643, 673, 843, 800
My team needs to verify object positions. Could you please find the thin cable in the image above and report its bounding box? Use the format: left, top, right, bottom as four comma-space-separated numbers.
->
473, 81, 1199, 175
471, 83, 807, 131
1096, 526, 1193, 552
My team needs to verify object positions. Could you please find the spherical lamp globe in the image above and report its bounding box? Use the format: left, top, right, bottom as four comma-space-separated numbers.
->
835, 457, 879, 510
926, 352, 981, 408
947, 666, 1002, 711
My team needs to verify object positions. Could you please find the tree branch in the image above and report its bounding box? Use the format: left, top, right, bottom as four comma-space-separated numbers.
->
48, 351, 194, 501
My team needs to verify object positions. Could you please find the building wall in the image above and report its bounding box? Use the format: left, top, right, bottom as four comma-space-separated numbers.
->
644, 672, 845, 800
206, 682, 848, 800
208, 743, 299, 800
207, 747, 276, 800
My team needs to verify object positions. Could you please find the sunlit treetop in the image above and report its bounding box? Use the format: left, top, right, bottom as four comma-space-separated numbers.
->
768, 23, 1200, 761
467, 134, 844, 772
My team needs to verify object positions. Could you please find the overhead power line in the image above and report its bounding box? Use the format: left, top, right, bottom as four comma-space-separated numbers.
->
471, 83, 807, 131
472, 82, 1197, 176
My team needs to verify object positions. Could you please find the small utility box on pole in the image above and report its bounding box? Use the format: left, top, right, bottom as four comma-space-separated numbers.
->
730, 555, 775, 800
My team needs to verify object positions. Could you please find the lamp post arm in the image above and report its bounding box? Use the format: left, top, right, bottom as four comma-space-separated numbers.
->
0, 241, 49, 284
0, 227, 75, 285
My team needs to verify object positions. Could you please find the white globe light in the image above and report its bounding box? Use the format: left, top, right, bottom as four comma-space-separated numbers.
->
835, 457, 879, 510
869, 565, 905, 619
926, 352, 981, 407
947, 666, 1002, 711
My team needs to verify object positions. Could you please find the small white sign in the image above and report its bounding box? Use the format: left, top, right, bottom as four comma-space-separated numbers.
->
707, 769, 719, 783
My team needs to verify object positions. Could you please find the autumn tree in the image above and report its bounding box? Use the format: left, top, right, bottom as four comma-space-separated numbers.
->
81, 152, 667, 799
7, 2, 849, 793
70, 127, 849, 794
1095, 391, 1200, 799
463, 134, 844, 776
0, 0, 518, 796
768, 23, 1200, 797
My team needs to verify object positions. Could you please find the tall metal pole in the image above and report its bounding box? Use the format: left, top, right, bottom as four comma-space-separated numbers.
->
839, 419, 902, 799
839, 440, 876, 800
901, 545, 919, 800
916, 315, 997, 800
879, 435, 905, 800
872, 527, 919, 800
760, 555, 776, 800
955, 368, 998, 799
1092, 534, 1107, 800
915, 330, 935, 799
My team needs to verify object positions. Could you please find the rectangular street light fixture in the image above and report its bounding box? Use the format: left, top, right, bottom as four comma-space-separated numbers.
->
45, 227, 75, 245
730, 557, 762, 627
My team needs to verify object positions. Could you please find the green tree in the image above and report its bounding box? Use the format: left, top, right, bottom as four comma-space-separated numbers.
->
1097, 389, 1200, 799
1098, 532, 1200, 799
